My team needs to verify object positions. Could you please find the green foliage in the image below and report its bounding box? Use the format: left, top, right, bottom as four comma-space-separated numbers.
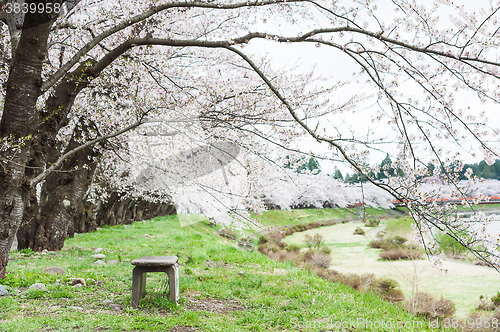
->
388, 235, 408, 246
353, 227, 365, 235
304, 233, 324, 249
332, 167, 343, 180
436, 232, 468, 256
18, 247, 35, 256
364, 218, 380, 227
492, 291, 500, 307
319, 246, 331, 255
292, 157, 322, 174
285, 244, 301, 252
1, 271, 59, 288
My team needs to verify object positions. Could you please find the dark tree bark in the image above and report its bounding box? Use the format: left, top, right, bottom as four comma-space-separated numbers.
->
67, 200, 98, 237
16, 192, 40, 250
25, 118, 101, 251
0, 12, 54, 278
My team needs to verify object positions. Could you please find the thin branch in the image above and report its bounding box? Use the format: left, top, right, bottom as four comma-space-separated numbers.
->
41, 0, 305, 91
30, 119, 144, 187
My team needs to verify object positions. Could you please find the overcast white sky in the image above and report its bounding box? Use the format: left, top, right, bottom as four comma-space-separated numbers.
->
243, 3, 500, 175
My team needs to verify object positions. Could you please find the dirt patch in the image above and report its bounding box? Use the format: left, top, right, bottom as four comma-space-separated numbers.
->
184, 297, 245, 313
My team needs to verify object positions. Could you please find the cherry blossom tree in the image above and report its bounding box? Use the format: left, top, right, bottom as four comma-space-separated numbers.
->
1, 0, 500, 278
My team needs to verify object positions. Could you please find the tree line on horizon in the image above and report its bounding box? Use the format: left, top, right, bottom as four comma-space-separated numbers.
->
293, 155, 500, 183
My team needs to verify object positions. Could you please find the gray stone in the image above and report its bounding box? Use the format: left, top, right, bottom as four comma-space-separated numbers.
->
71, 278, 86, 287
102, 299, 113, 306
110, 304, 122, 311
91, 254, 105, 259
42, 267, 64, 275
94, 247, 103, 254
72, 284, 82, 288
29, 283, 47, 291
94, 260, 106, 266
0, 285, 8, 296
107, 260, 118, 265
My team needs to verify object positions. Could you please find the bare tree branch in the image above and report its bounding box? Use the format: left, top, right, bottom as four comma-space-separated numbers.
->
41, 0, 305, 91
30, 119, 144, 187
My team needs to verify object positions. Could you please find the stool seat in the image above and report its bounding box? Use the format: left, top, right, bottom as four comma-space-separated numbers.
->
131, 256, 178, 266
131, 255, 179, 308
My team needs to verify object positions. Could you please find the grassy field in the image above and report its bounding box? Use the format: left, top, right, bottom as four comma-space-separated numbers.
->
0, 214, 443, 331
283, 220, 500, 318
250, 206, 390, 229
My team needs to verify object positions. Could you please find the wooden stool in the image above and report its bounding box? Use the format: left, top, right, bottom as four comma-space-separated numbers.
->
131, 256, 179, 308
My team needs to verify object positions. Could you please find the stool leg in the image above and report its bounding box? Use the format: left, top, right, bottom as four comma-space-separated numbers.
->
139, 272, 147, 298
132, 267, 143, 308
167, 265, 179, 304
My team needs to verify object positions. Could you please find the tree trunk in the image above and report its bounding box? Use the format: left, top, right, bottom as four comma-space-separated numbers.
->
26, 119, 100, 251
0, 13, 53, 278
16, 192, 40, 250
96, 191, 122, 227
68, 200, 98, 236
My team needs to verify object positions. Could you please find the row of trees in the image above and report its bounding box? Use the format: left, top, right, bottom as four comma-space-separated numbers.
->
2, 0, 500, 278
328, 157, 500, 184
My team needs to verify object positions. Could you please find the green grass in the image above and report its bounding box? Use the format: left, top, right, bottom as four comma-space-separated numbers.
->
385, 216, 415, 236
250, 206, 390, 229
0, 215, 442, 331
282, 220, 500, 318
250, 208, 355, 228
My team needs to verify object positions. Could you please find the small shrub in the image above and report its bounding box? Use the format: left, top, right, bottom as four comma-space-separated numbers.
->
268, 244, 280, 253
304, 233, 324, 249
258, 235, 269, 245
320, 246, 331, 255
384, 289, 405, 303
269, 232, 285, 243
387, 235, 407, 246
353, 227, 365, 235
379, 248, 422, 260
312, 253, 331, 268
257, 244, 269, 255
494, 306, 500, 324
492, 292, 500, 307
303, 250, 314, 262
364, 219, 380, 227
369, 276, 405, 303
433, 296, 456, 318
376, 277, 399, 293
343, 273, 362, 290
368, 240, 387, 249
406, 292, 455, 318
285, 244, 301, 252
